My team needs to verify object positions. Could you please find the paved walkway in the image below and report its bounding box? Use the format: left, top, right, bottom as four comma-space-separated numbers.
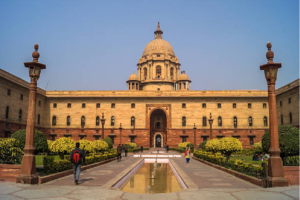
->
0, 152, 299, 200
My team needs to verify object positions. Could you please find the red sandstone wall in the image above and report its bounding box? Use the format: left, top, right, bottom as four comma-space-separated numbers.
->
283, 166, 299, 185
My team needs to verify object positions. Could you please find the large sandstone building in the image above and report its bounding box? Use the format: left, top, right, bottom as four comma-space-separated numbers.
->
1, 23, 298, 148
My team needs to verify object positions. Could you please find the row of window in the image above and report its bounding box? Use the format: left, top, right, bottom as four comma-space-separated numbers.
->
181, 116, 268, 127
280, 113, 293, 124
52, 116, 136, 126
5, 106, 41, 124
53, 103, 135, 109
279, 97, 292, 106
6, 90, 42, 106
186, 103, 267, 109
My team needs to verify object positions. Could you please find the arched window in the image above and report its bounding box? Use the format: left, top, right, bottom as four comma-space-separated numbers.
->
289, 112, 292, 123
156, 66, 161, 78
52, 116, 56, 126
263, 116, 268, 126
81, 116, 85, 126
96, 116, 100, 126
156, 122, 161, 129
170, 67, 174, 80
38, 114, 40, 125
182, 116, 186, 126
18, 110, 22, 121
67, 116, 70, 126
5, 106, 9, 119
183, 83, 186, 89
218, 116, 222, 126
131, 116, 135, 126
203, 116, 207, 127
233, 116, 237, 128
132, 83, 135, 89
144, 68, 147, 80
111, 116, 115, 126
281, 115, 283, 125
249, 116, 253, 126
179, 83, 181, 90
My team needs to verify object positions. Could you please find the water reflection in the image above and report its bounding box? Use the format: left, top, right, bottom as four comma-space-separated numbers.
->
122, 163, 181, 194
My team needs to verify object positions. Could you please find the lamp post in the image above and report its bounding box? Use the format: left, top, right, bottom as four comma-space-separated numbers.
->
17, 44, 46, 184
193, 123, 197, 147
101, 113, 106, 139
119, 123, 123, 144
260, 42, 288, 187
208, 113, 213, 139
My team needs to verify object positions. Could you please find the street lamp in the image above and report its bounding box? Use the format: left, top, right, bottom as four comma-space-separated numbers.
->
193, 123, 197, 147
101, 113, 106, 139
260, 42, 288, 187
17, 44, 46, 184
208, 113, 213, 139
119, 123, 123, 144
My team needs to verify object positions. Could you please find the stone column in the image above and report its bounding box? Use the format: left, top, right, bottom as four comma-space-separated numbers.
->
208, 113, 213, 139
119, 123, 123, 144
101, 113, 106, 139
193, 123, 197, 147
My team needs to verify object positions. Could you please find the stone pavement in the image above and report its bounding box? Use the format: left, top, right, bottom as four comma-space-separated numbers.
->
0, 152, 299, 200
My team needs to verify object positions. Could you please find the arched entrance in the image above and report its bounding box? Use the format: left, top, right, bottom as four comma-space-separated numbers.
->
150, 109, 167, 147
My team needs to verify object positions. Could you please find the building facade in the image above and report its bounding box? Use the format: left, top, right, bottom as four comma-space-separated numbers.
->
1, 23, 296, 148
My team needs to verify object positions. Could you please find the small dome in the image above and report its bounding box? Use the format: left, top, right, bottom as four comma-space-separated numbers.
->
143, 38, 175, 56
128, 71, 138, 81
178, 71, 190, 81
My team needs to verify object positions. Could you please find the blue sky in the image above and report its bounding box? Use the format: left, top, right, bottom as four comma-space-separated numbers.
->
0, 0, 298, 91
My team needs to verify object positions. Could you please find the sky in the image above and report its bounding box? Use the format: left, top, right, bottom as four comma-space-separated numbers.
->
0, 0, 299, 91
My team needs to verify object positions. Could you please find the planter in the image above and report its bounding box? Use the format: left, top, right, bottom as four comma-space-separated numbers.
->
283, 166, 299, 185
0, 164, 21, 182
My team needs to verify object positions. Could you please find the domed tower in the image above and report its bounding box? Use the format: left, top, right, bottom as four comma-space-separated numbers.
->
126, 71, 140, 90
178, 71, 191, 90
132, 22, 191, 91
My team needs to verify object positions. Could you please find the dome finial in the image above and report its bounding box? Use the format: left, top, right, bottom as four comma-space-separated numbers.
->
266, 41, 274, 63
154, 22, 163, 39
32, 43, 40, 62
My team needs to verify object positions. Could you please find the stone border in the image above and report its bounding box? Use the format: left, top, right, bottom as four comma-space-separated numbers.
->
39, 157, 117, 184
192, 156, 264, 187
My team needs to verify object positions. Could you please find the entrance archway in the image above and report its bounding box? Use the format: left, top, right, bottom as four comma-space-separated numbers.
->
150, 109, 167, 147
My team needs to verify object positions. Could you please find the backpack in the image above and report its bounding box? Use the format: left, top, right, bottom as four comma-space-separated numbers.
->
73, 150, 80, 164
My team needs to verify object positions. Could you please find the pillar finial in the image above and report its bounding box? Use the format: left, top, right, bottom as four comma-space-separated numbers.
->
32, 43, 40, 62
266, 41, 274, 63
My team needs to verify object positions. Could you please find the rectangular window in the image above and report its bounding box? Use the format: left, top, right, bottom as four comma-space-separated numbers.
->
203, 137, 207, 142
248, 103, 252, 108
20, 94, 23, 100
111, 103, 115, 108
249, 137, 254, 145
182, 137, 187, 143
217, 103, 221, 108
82, 103, 86, 108
38, 101, 41, 106
131, 137, 135, 143
131, 103, 135, 108
51, 135, 55, 141
280, 101, 282, 107
96, 103, 100, 108
233, 103, 236, 108
110, 137, 114, 144
288, 98, 291, 104
263, 103, 267, 108
37, 114, 40, 125
67, 103, 71, 108
202, 103, 206, 108
182, 103, 186, 108
7, 89, 11, 96
53, 103, 57, 108
111, 129, 114, 133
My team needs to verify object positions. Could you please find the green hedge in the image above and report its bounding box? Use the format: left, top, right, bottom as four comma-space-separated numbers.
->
127, 147, 149, 153
232, 149, 255, 156
43, 150, 117, 174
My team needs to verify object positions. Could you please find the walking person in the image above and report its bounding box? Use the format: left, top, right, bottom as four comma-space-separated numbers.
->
121, 144, 124, 157
185, 145, 190, 163
117, 144, 122, 162
70, 142, 85, 185
166, 144, 169, 153
124, 144, 128, 157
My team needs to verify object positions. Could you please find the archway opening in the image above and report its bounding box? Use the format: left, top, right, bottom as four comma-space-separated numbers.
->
150, 109, 167, 147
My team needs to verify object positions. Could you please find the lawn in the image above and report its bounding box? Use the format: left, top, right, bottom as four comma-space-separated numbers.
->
230, 156, 264, 166
35, 155, 61, 166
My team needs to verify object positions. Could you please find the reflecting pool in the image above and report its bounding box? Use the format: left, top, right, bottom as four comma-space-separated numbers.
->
121, 163, 181, 194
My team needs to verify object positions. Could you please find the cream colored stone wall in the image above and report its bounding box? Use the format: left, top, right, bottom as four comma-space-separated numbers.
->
142, 83, 174, 91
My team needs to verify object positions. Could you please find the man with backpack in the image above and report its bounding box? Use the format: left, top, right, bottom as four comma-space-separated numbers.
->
70, 142, 85, 185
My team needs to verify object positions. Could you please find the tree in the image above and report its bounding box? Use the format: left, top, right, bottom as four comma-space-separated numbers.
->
11, 129, 48, 154
262, 125, 299, 159
218, 137, 243, 161
103, 137, 113, 149
205, 139, 221, 153
50, 137, 75, 159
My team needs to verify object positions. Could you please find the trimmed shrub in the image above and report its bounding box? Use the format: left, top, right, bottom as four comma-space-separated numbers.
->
103, 137, 113, 149
262, 125, 299, 158
92, 140, 109, 152
11, 129, 48, 154
78, 139, 94, 155
178, 142, 194, 151
0, 138, 24, 164
125, 142, 138, 149
205, 139, 221, 153
49, 137, 75, 159
198, 140, 207, 149
218, 137, 243, 161
253, 141, 263, 152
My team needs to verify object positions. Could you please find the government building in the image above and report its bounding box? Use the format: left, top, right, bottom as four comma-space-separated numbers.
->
0, 23, 298, 148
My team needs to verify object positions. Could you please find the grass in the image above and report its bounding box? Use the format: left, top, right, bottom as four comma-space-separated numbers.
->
230, 155, 264, 165
35, 155, 61, 166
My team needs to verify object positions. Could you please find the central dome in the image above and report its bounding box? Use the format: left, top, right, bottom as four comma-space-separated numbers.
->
142, 38, 175, 56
